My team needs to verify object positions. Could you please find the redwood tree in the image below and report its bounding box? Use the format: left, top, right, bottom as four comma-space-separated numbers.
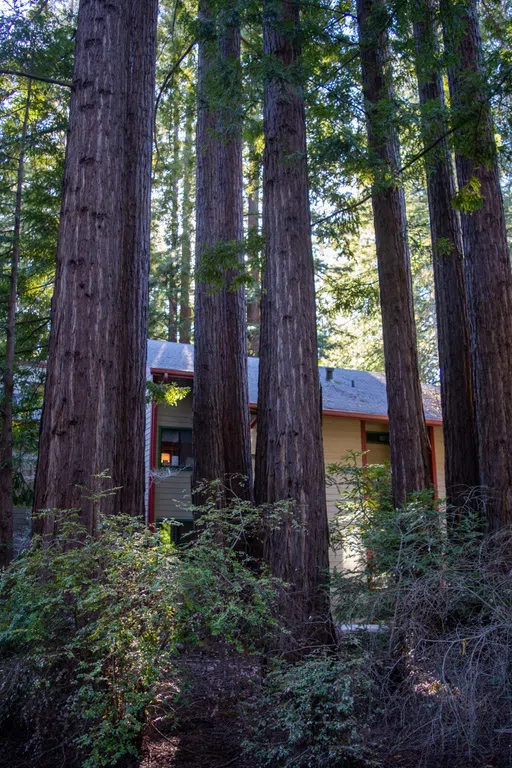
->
179, 99, 194, 345
357, 0, 431, 506
412, 0, 478, 513
254, 0, 334, 649
193, 0, 252, 501
246, 167, 260, 356
0, 79, 31, 566
441, 0, 512, 531
33, 0, 158, 534
167, 116, 180, 344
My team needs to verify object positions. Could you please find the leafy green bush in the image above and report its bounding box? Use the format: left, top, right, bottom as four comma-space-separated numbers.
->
245, 652, 375, 767
327, 452, 482, 623
0, 501, 279, 767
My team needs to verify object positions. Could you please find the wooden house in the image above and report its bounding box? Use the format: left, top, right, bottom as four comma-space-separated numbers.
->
145, 340, 444, 566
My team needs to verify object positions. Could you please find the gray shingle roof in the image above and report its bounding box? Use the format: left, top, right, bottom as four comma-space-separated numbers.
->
147, 339, 442, 423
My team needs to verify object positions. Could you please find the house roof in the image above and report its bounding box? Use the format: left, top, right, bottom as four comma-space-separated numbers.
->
147, 339, 443, 425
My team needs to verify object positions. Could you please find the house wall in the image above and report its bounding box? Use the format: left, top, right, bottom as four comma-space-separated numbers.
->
148, 392, 445, 568
322, 416, 363, 569
433, 425, 446, 499
153, 391, 194, 522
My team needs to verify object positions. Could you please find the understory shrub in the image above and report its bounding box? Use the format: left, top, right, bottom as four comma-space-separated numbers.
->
245, 651, 376, 767
0, 497, 279, 767
328, 453, 512, 766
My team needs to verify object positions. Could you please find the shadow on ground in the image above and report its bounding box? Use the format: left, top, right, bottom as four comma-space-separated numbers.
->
139, 652, 261, 768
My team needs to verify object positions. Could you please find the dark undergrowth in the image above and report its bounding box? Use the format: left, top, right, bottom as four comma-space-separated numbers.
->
3, 469, 512, 767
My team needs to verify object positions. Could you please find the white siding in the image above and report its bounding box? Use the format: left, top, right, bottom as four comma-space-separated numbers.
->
153, 393, 194, 521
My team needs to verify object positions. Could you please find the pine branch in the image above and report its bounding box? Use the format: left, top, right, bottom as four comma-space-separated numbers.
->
153, 40, 196, 162
313, 65, 512, 228
0, 68, 72, 88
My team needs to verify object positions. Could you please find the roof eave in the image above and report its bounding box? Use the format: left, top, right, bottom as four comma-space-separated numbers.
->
151, 367, 443, 426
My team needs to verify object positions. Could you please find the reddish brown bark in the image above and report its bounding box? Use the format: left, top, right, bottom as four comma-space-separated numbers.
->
442, 0, 512, 531
254, 0, 334, 650
246, 185, 260, 356
193, 1, 252, 502
168, 116, 180, 343
0, 79, 31, 567
33, 0, 158, 535
413, 0, 478, 513
179, 100, 194, 345
356, 0, 431, 507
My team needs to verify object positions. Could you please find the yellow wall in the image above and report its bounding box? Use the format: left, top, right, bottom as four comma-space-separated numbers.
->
433, 425, 445, 499
322, 416, 363, 570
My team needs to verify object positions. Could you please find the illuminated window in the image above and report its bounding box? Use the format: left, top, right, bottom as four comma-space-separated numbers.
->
159, 428, 193, 468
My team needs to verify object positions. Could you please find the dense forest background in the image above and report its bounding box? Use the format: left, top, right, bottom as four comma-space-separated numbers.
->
2, 1, 512, 766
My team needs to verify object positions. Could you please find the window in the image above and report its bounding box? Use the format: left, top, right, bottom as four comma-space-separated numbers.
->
170, 520, 194, 546
159, 428, 193, 469
366, 431, 390, 445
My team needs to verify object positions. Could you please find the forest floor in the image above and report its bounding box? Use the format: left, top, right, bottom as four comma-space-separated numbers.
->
138, 650, 261, 768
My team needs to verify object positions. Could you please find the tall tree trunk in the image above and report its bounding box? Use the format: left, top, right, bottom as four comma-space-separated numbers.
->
357, 0, 431, 506
412, 0, 478, 514
179, 100, 194, 344
193, 0, 252, 502
441, 0, 512, 531
33, 0, 158, 535
0, 79, 31, 567
217, 11, 252, 498
247, 178, 260, 356
254, 0, 334, 651
168, 115, 180, 343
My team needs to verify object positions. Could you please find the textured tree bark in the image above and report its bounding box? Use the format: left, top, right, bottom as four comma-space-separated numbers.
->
168, 116, 180, 343
193, 0, 252, 503
442, 0, 512, 531
357, 0, 431, 506
247, 184, 260, 356
33, 0, 158, 535
0, 79, 31, 567
254, 0, 334, 650
179, 100, 194, 345
413, 0, 479, 515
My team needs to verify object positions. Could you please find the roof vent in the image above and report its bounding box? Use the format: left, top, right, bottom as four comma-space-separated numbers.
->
326, 368, 334, 382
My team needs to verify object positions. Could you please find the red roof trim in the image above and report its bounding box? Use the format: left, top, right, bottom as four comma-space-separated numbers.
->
151, 367, 194, 379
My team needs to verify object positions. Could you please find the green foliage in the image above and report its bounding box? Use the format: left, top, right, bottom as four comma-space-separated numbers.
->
0, 498, 280, 766
0, 2, 74, 501
195, 229, 265, 293
245, 653, 374, 767
451, 175, 484, 213
327, 452, 482, 622
327, 452, 486, 632
146, 379, 190, 406
0, 515, 172, 766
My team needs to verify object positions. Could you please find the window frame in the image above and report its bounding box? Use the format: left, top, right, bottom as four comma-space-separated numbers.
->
365, 430, 390, 446
157, 425, 193, 471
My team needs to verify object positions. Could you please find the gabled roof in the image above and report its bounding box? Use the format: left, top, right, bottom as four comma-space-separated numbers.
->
147, 339, 443, 424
